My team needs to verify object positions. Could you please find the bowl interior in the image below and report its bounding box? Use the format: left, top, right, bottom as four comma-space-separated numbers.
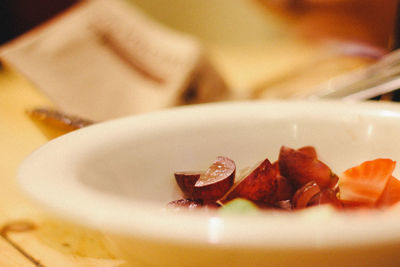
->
18, 100, 400, 248
77, 101, 400, 203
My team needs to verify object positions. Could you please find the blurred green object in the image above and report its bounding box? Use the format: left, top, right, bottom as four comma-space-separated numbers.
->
220, 198, 259, 215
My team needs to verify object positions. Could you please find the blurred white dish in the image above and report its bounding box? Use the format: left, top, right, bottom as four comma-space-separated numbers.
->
18, 100, 400, 266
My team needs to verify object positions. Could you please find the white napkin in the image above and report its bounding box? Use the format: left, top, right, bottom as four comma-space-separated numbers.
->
0, 0, 229, 121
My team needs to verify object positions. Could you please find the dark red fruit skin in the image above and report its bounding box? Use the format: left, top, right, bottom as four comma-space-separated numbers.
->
220, 158, 279, 204
329, 174, 340, 191
274, 200, 292, 211
272, 161, 295, 202
292, 181, 321, 209
298, 146, 317, 159
278, 146, 335, 189
174, 172, 202, 199
192, 157, 236, 203
308, 188, 343, 209
274, 175, 295, 202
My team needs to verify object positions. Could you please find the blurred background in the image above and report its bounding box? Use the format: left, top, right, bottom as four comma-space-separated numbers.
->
1, 0, 398, 99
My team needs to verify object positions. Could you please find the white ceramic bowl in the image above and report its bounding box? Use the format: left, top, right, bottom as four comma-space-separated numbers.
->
18, 101, 400, 266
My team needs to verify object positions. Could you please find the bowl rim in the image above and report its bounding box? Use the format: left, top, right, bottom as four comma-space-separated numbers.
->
18, 100, 400, 249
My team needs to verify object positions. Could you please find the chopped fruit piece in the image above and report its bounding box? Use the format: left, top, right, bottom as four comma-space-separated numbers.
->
339, 159, 396, 206
309, 189, 342, 208
376, 176, 400, 207
292, 181, 321, 209
220, 158, 278, 204
192, 156, 236, 202
220, 198, 259, 214
174, 172, 201, 199
272, 160, 297, 200
279, 146, 336, 189
169, 146, 400, 213
328, 175, 340, 191
274, 200, 292, 211
275, 175, 295, 202
298, 146, 317, 159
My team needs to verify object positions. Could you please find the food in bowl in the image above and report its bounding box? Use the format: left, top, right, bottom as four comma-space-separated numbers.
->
18, 101, 400, 266
168, 146, 400, 212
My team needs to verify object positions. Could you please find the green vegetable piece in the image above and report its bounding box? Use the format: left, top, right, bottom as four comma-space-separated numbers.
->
219, 198, 259, 215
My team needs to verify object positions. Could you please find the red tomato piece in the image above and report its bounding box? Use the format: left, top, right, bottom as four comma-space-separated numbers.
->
339, 159, 396, 206
376, 176, 400, 207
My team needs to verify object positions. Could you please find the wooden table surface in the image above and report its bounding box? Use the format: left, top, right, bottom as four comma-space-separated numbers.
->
0, 39, 371, 266
0, 65, 127, 266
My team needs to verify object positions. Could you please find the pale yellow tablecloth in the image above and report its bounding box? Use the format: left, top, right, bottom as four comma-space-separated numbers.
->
0, 66, 127, 266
